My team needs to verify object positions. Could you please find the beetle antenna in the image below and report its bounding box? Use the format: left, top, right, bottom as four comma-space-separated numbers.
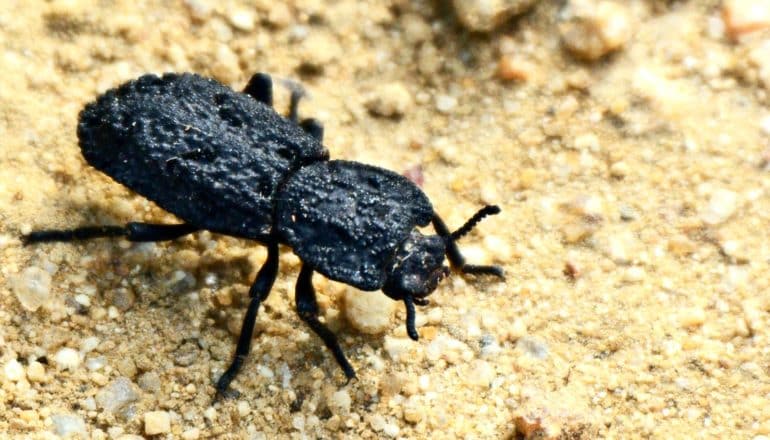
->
450, 205, 500, 241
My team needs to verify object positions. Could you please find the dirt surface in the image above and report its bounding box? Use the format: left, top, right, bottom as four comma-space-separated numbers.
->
2, 0, 770, 438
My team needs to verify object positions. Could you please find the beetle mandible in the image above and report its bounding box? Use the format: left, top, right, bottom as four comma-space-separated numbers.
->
23, 72, 504, 397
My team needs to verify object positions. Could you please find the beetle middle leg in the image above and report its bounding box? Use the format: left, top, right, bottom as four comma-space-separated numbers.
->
295, 264, 356, 380
22, 222, 199, 244
432, 207, 505, 278
215, 241, 280, 399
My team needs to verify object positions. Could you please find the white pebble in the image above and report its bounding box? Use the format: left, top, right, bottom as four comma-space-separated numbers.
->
80, 336, 100, 353
760, 115, 770, 135
54, 347, 81, 370
4, 359, 25, 382
344, 289, 395, 334
11, 266, 52, 312
228, 9, 255, 32
96, 377, 140, 414
560, 0, 631, 60
27, 361, 46, 382
365, 82, 413, 118
722, 0, 770, 39
328, 389, 351, 415
435, 95, 457, 113
144, 411, 171, 435
51, 414, 87, 438
701, 188, 738, 225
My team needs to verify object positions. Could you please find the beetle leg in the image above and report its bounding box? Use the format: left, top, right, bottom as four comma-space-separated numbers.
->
243, 73, 274, 107
22, 222, 198, 244
295, 264, 356, 381
403, 295, 420, 341
215, 241, 280, 399
432, 210, 505, 279
300, 118, 324, 142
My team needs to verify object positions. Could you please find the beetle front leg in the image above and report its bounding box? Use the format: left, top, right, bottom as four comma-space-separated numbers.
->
215, 241, 280, 399
295, 264, 356, 381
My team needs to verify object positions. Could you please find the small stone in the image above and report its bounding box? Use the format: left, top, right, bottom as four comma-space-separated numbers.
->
299, 32, 341, 71
144, 411, 171, 435
452, 0, 539, 31
435, 95, 457, 113
609, 161, 629, 178
383, 336, 415, 362
623, 266, 646, 283
497, 55, 536, 81
516, 336, 549, 359
228, 9, 255, 32
402, 398, 423, 423
267, 3, 293, 28
51, 414, 87, 438
722, 0, 770, 40
365, 82, 413, 118
328, 389, 351, 416
182, 428, 201, 440
54, 347, 81, 370
701, 188, 738, 225
560, 0, 631, 61
96, 377, 140, 414
761, 115, 770, 135
468, 359, 495, 387
668, 235, 697, 256
401, 13, 432, 43
679, 308, 706, 328
107, 287, 135, 312
344, 289, 395, 334
137, 371, 161, 393
4, 359, 25, 382
11, 266, 52, 312
27, 361, 46, 382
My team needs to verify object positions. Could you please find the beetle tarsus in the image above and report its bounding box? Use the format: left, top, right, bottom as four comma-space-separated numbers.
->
404, 296, 419, 341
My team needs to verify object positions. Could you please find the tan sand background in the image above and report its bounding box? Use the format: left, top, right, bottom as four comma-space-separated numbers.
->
1, 0, 769, 438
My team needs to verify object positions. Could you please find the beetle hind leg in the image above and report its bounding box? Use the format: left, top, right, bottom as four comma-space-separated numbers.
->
243, 73, 274, 107
295, 264, 356, 381
22, 222, 198, 244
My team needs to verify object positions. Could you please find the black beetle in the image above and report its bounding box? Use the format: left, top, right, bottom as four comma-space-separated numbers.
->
23, 72, 504, 397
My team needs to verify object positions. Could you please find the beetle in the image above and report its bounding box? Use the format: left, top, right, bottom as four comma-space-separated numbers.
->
22, 72, 504, 397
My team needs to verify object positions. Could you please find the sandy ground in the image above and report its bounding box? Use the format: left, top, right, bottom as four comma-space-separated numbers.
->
1, 0, 770, 438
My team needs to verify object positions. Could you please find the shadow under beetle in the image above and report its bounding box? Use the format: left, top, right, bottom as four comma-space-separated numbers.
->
23, 72, 504, 398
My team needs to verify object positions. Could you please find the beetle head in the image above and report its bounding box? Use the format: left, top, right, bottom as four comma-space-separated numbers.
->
383, 231, 449, 302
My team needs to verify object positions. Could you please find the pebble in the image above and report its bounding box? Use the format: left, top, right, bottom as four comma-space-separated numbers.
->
11, 265, 52, 311
497, 55, 536, 81
227, 9, 255, 32
722, 0, 770, 40
700, 188, 738, 225
299, 32, 341, 71
761, 115, 770, 135
678, 308, 706, 328
560, 0, 631, 61
383, 336, 415, 362
425, 334, 471, 364
435, 94, 457, 113
364, 82, 413, 118
402, 398, 424, 423
136, 371, 160, 393
54, 347, 81, 370
516, 336, 549, 359
344, 288, 395, 334
328, 389, 351, 416
4, 359, 24, 383
96, 377, 140, 414
51, 414, 87, 438
452, 0, 539, 31
27, 361, 46, 382
144, 411, 171, 435
182, 428, 201, 440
